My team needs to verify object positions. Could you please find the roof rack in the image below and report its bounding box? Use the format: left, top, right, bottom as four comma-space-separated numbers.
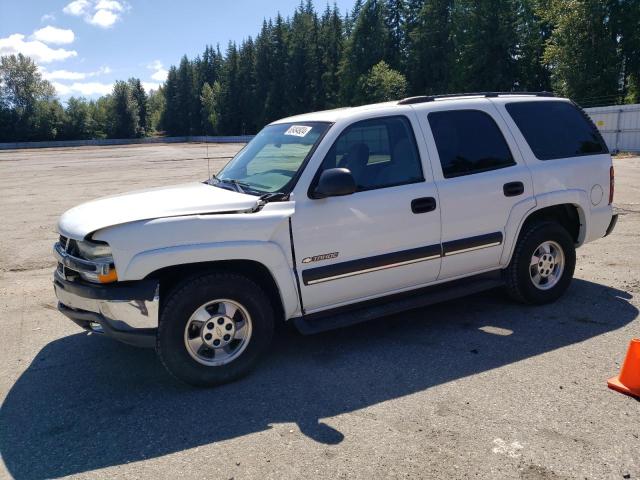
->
397, 91, 554, 105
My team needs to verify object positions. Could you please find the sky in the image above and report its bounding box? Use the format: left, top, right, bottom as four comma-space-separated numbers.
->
0, 0, 356, 100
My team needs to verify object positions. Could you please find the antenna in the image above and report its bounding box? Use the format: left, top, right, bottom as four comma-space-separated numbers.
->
206, 134, 211, 181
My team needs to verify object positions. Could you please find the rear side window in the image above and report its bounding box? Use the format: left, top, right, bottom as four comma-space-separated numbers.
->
428, 110, 515, 178
505, 101, 607, 160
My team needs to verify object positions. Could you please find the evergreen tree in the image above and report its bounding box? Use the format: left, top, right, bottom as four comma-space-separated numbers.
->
200, 45, 222, 87
175, 55, 194, 134
255, 20, 273, 127
218, 42, 242, 134
339, 0, 390, 104
287, 3, 321, 114
237, 38, 258, 133
263, 14, 289, 123
108, 81, 139, 138
542, 0, 620, 104
128, 78, 149, 135
452, 0, 519, 91
514, 0, 551, 91
384, 0, 404, 70
319, 4, 344, 108
406, 0, 453, 95
613, 0, 640, 103
162, 66, 179, 134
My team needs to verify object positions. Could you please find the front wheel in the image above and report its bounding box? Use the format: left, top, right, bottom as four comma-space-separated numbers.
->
157, 272, 274, 387
504, 222, 576, 304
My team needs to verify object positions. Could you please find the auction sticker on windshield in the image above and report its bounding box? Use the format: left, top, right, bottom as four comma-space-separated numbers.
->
284, 125, 312, 137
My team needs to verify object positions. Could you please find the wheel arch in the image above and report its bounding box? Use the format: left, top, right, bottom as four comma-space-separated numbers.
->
502, 201, 586, 266
145, 260, 290, 324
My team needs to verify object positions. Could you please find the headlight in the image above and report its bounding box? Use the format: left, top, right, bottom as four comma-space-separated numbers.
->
76, 240, 118, 283
77, 240, 112, 260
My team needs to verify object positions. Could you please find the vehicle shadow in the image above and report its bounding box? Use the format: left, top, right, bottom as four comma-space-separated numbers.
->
1, 279, 636, 479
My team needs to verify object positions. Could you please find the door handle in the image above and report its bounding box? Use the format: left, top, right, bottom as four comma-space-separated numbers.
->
411, 197, 437, 214
503, 181, 524, 197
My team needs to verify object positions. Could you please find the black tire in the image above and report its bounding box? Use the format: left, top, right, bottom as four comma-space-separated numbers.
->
157, 272, 274, 387
504, 221, 576, 304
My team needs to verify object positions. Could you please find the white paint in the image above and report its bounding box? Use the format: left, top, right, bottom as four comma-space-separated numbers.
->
492, 438, 524, 458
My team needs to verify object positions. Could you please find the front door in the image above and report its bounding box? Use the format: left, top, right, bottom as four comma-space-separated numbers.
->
291, 114, 442, 313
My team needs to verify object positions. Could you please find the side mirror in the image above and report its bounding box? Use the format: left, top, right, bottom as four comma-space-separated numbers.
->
312, 168, 357, 199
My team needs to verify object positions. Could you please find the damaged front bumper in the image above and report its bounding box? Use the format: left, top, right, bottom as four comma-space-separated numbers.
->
53, 271, 159, 348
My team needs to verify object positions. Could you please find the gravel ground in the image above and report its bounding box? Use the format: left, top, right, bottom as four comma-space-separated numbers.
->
0, 143, 638, 480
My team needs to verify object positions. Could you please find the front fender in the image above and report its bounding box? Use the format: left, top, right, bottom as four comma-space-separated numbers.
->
124, 240, 300, 318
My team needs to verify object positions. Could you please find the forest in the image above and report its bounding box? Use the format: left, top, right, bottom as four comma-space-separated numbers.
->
1, 0, 638, 142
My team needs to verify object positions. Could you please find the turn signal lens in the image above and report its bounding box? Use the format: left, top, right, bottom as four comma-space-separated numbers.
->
609, 165, 614, 204
98, 268, 118, 283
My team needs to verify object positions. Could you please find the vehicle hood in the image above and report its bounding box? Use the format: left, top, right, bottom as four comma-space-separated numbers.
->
58, 182, 258, 239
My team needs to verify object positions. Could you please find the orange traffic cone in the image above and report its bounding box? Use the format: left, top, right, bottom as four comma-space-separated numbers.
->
608, 338, 640, 398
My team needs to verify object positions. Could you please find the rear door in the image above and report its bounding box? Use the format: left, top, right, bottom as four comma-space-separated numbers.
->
417, 100, 535, 280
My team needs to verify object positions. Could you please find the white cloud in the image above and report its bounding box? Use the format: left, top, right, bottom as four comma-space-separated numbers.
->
52, 81, 113, 96
89, 9, 118, 27
95, 0, 123, 12
43, 69, 86, 80
63, 0, 91, 17
41, 13, 56, 23
63, 0, 129, 28
142, 82, 161, 93
147, 60, 168, 82
0, 34, 77, 63
40, 65, 111, 81
151, 68, 168, 82
32, 26, 75, 45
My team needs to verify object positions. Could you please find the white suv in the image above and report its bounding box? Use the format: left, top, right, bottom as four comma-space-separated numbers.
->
53, 92, 618, 386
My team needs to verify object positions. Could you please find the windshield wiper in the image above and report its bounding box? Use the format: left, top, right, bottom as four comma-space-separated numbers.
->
227, 179, 247, 194
259, 192, 289, 202
209, 176, 256, 195
252, 191, 289, 213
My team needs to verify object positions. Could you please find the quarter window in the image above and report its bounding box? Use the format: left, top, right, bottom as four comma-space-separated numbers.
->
320, 116, 423, 191
428, 110, 516, 178
505, 101, 607, 160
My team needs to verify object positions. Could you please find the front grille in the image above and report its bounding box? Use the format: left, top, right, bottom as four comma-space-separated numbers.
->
57, 236, 80, 280
59, 235, 79, 257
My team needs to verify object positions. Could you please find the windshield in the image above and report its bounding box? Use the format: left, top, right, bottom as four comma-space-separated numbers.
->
216, 122, 331, 194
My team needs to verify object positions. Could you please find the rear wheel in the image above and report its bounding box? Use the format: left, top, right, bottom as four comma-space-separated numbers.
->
157, 272, 274, 387
504, 222, 576, 304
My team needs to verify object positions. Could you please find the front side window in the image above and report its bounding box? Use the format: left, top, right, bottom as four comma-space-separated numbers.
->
505, 101, 607, 160
217, 121, 331, 194
428, 110, 516, 178
320, 116, 423, 191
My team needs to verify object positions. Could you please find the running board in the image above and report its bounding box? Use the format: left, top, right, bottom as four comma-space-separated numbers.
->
292, 271, 503, 335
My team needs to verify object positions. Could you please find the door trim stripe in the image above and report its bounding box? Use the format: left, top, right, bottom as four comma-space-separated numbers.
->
442, 232, 503, 256
302, 244, 441, 286
301, 232, 503, 286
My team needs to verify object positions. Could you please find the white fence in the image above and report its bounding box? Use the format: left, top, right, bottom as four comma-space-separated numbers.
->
0, 135, 255, 150
586, 103, 640, 153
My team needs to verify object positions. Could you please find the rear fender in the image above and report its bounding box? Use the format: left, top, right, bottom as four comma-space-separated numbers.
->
501, 189, 588, 266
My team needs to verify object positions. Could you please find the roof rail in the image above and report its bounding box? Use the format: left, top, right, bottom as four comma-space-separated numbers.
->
397, 91, 554, 105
